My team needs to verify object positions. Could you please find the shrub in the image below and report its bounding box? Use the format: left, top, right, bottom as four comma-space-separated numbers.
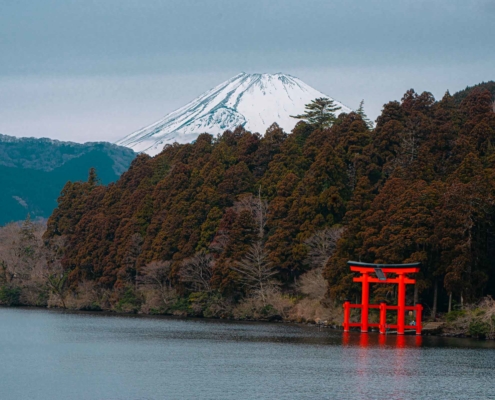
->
0, 285, 22, 306
445, 310, 466, 322
297, 268, 327, 299
19, 281, 49, 307
444, 296, 495, 339
288, 297, 340, 324
114, 287, 141, 313
233, 288, 293, 320
170, 297, 190, 316
468, 320, 491, 339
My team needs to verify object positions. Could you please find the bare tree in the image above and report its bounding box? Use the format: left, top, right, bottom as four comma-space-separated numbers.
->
179, 251, 214, 292
297, 268, 327, 300
234, 188, 268, 239
0, 223, 22, 284
44, 262, 68, 308
232, 241, 278, 304
121, 233, 144, 288
0, 220, 46, 285
304, 227, 344, 269
0, 220, 104, 309
41, 235, 69, 308
400, 130, 418, 165
393, 117, 422, 171
137, 260, 174, 303
209, 229, 230, 253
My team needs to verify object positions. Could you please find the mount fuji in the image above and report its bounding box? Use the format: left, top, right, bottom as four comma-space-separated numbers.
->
116, 72, 352, 155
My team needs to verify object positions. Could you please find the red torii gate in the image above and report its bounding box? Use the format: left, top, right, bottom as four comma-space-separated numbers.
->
343, 261, 423, 335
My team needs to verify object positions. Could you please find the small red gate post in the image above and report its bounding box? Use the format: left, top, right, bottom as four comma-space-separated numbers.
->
361, 272, 370, 333
397, 272, 406, 335
415, 303, 423, 335
343, 300, 350, 332
379, 302, 387, 334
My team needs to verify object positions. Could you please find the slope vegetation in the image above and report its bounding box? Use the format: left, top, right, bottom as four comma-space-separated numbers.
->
45, 87, 495, 315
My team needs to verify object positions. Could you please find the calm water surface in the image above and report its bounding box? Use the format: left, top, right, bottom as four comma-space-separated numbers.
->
1, 308, 495, 400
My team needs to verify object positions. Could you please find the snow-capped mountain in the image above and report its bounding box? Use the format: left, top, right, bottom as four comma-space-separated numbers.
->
117, 72, 352, 155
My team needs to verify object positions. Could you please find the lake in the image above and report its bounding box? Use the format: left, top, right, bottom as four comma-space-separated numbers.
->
1, 308, 495, 399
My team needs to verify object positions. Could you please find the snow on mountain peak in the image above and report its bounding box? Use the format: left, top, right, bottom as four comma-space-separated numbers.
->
116, 72, 352, 155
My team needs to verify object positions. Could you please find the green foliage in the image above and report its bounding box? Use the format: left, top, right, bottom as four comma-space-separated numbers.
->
0, 285, 22, 306
36, 288, 50, 307
260, 304, 277, 317
79, 302, 102, 312
291, 97, 342, 127
452, 81, 495, 105
445, 310, 466, 322
115, 287, 141, 313
170, 297, 191, 314
468, 320, 491, 338
356, 100, 373, 129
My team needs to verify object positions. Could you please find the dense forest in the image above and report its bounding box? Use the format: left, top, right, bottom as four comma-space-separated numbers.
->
2, 84, 495, 333
452, 81, 495, 105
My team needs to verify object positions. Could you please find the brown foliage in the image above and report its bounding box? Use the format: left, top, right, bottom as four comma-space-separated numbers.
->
40, 87, 495, 316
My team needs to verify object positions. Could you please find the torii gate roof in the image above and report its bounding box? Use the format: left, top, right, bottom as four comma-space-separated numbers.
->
347, 261, 421, 268
348, 261, 421, 275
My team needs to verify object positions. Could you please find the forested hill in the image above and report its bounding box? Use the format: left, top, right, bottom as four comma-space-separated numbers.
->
45, 87, 495, 313
452, 81, 495, 105
0, 135, 135, 225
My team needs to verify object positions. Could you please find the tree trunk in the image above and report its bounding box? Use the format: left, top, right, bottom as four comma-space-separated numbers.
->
60, 294, 67, 309
258, 186, 264, 239
448, 292, 452, 313
460, 292, 464, 309
432, 280, 438, 321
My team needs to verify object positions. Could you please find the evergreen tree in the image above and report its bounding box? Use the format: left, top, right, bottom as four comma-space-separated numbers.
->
291, 97, 341, 128
356, 100, 373, 129
87, 167, 100, 188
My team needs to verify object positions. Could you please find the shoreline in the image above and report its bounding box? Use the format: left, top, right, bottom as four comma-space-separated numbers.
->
1, 304, 491, 342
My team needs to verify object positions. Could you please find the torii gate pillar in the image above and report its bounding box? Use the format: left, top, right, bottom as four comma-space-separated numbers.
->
343, 261, 423, 335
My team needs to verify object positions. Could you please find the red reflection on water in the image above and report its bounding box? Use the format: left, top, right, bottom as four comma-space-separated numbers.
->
341, 332, 423, 399
343, 332, 350, 346
342, 332, 423, 347
397, 335, 406, 348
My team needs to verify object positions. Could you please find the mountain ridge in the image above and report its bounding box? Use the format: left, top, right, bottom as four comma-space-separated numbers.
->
0, 133, 135, 175
0, 134, 136, 225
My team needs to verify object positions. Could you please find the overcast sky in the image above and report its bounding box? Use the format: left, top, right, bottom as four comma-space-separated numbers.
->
0, 0, 493, 143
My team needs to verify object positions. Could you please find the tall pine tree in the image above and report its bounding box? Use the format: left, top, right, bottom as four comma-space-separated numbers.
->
356, 100, 373, 129
291, 97, 341, 128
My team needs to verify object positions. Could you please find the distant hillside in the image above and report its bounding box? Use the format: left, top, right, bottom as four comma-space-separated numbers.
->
453, 81, 495, 105
0, 135, 136, 225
